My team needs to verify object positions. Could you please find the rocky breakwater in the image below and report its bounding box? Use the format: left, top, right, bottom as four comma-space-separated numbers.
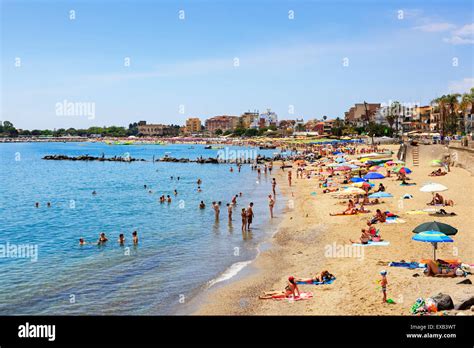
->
42, 154, 146, 162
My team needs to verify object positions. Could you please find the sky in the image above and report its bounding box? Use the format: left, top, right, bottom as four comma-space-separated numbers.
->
1, 0, 473, 130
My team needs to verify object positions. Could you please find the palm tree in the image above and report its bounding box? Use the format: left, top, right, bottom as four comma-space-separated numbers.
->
445, 94, 461, 134
460, 88, 474, 134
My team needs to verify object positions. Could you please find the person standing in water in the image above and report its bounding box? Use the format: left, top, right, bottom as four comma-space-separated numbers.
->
241, 208, 247, 232
227, 203, 233, 221
246, 202, 254, 230
132, 231, 138, 245
272, 178, 277, 196
268, 194, 275, 218
212, 201, 220, 221
118, 233, 125, 246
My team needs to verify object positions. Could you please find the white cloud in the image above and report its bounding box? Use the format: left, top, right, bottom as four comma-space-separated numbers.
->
414, 22, 455, 32
448, 78, 474, 94
444, 22, 474, 45
453, 23, 474, 37
442, 36, 474, 45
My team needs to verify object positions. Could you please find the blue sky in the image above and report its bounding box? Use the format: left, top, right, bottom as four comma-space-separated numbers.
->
1, 0, 473, 129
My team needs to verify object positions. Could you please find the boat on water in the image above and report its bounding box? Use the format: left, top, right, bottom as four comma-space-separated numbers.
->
259, 145, 277, 149
204, 145, 212, 149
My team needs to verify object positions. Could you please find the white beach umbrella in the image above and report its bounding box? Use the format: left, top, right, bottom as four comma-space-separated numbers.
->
420, 183, 448, 193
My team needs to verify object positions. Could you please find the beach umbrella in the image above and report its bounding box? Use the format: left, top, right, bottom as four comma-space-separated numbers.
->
420, 183, 448, 193
352, 182, 374, 188
335, 157, 346, 163
343, 187, 366, 195
327, 163, 342, 167
368, 192, 393, 198
412, 231, 453, 260
350, 177, 365, 183
369, 165, 382, 172
412, 221, 458, 236
393, 166, 412, 174
335, 165, 351, 171
384, 161, 395, 167
431, 159, 443, 167
364, 172, 385, 180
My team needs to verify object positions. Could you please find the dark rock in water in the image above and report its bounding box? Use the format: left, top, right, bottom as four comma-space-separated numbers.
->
431, 293, 454, 310
457, 278, 472, 285
454, 296, 474, 310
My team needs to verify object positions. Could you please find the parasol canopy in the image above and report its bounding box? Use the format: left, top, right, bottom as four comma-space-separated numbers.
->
420, 183, 448, 193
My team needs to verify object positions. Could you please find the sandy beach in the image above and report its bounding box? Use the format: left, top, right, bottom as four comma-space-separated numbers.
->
196, 144, 474, 315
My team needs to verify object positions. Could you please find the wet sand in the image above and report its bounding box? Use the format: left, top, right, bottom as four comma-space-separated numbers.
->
195, 144, 474, 315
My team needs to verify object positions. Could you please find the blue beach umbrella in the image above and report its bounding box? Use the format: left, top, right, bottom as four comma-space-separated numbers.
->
368, 192, 393, 198
363, 172, 385, 180
412, 231, 453, 260
350, 177, 365, 183
335, 157, 345, 163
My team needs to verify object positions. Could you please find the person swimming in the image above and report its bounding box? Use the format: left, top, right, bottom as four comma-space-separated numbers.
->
118, 233, 125, 246
167, 195, 171, 203
92, 190, 97, 195
199, 201, 206, 209
79, 238, 87, 246
174, 189, 178, 195
197, 186, 202, 192
97, 232, 108, 245
35, 202, 39, 208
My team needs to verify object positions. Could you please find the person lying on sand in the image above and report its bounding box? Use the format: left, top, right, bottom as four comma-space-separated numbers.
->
429, 168, 447, 176
259, 276, 300, 299
295, 270, 335, 283
323, 188, 338, 193
400, 179, 416, 186
432, 208, 457, 216
425, 260, 457, 277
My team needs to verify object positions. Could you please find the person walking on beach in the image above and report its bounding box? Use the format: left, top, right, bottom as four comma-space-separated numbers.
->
227, 203, 233, 221
213, 201, 220, 221
288, 171, 292, 187
241, 208, 247, 232
272, 178, 277, 196
380, 270, 388, 303
246, 202, 254, 229
257, 166, 261, 178
268, 194, 275, 218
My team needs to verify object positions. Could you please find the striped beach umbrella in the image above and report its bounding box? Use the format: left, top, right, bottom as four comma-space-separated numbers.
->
335, 165, 351, 171
412, 231, 454, 260
393, 166, 412, 174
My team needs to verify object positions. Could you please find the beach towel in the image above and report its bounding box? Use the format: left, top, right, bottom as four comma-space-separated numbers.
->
296, 278, 336, 285
352, 241, 390, 246
273, 292, 313, 301
406, 210, 430, 215
384, 217, 406, 224
389, 262, 426, 269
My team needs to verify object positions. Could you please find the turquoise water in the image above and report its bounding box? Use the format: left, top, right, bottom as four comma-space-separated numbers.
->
0, 142, 284, 315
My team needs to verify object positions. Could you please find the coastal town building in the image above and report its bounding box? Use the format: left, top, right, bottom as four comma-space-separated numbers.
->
239, 111, 259, 129
344, 103, 381, 127
185, 118, 202, 133
137, 122, 179, 136
251, 109, 278, 129
205, 115, 239, 133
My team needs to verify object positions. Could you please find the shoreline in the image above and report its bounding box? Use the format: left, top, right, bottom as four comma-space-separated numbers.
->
195, 144, 474, 315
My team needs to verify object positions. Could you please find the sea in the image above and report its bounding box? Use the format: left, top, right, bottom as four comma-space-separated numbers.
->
0, 142, 286, 315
